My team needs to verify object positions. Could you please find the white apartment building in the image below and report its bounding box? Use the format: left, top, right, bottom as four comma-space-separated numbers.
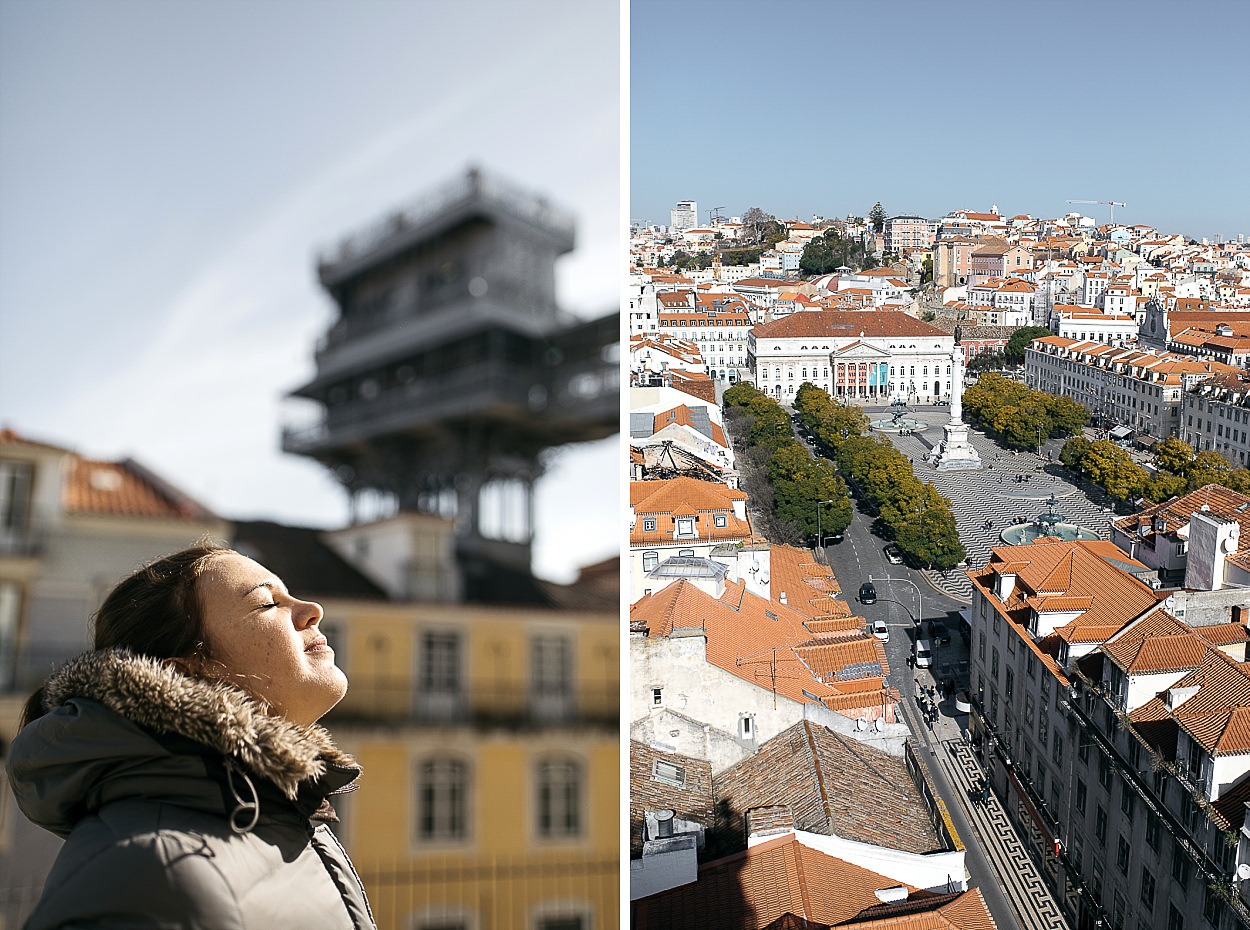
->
628, 274, 660, 335
670, 200, 698, 230
1054, 308, 1139, 345
749, 311, 955, 404
1180, 369, 1250, 465
1081, 271, 1112, 307
967, 278, 1035, 327
1026, 336, 1239, 439
655, 293, 753, 383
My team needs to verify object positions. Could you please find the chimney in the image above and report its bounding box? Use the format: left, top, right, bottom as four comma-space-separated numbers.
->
995, 568, 1018, 601
1183, 511, 1239, 592
654, 809, 675, 839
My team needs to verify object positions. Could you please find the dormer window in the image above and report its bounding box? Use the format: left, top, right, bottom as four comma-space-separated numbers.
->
643, 518, 656, 532
713, 514, 728, 528
676, 517, 696, 538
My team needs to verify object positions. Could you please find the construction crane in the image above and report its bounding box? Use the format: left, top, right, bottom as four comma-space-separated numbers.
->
709, 206, 725, 226
1067, 199, 1126, 224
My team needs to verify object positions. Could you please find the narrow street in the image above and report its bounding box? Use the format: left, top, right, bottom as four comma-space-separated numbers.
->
809, 408, 1082, 930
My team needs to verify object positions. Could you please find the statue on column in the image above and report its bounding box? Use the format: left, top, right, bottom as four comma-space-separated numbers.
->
929, 328, 982, 471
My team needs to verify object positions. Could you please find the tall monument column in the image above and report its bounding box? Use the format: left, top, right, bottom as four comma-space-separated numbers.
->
929, 331, 982, 471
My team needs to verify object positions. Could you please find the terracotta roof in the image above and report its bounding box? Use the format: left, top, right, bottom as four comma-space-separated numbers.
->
753, 311, 948, 340
65, 458, 216, 521
0, 427, 72, 453
1131, 648, 1250, 776
714, 721, 942, 855
630, 578, 893, 714
630, 477, 754, 547
1194, 622, 1250, 649
968, 540, 1158, 679
1111, 484, 1250, 546
633, 831, 995, 929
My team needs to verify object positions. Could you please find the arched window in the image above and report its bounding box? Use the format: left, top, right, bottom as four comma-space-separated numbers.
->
642, 551, 659, 572
537, 757, 582, 838
417, 757, 468, 841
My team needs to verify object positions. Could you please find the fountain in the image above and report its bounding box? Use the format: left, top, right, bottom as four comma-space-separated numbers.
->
869, 398, 927, 434
999, 493, 1101, 545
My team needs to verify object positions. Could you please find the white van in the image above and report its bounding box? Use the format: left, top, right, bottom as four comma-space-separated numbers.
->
914, 638, 933, 668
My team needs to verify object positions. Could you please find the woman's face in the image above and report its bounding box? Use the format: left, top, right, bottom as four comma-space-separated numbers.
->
197, 552, 348, 725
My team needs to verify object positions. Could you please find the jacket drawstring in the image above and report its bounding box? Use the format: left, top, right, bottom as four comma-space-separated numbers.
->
224, 759, 260, 834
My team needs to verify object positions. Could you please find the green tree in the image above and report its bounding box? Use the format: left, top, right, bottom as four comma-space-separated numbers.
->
1043, 395, 1090, 436
892, 485, 965, 570
1154, 436, 1195, 475
769, 449, 851, 540
921, 255, 933, 285
723, 382, 762, 409
868, 202, 887, 233
1060, 436, 1092, 470
1004, 326, 1052, 364
799, 232, 840, 276
1186, 450, 1234, 490
1143, 473, 1188, 503
1225, 469, 1250, 494
988, 403, 1050, 450
967, 350, 1007, 373
720, 247, 762, 266
1080, 441, 1148, 501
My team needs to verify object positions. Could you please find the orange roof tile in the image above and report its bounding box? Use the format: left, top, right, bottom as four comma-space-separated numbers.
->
634, 832, 995, 929
65, 459, 214, 521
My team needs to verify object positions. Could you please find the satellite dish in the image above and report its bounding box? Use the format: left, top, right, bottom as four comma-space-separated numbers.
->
856, 718, 868, 731
874, 718, 884, 732
1238, 864, 1250, 882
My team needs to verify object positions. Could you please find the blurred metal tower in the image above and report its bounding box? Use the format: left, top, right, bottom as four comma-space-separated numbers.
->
283, 168, 617, 597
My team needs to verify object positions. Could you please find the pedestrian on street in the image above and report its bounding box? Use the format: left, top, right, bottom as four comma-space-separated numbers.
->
8, 544, 376, 930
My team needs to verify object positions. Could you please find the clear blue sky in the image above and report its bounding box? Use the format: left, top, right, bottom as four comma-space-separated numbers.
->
0, 0, 619, 583
631, 0, 1250, 240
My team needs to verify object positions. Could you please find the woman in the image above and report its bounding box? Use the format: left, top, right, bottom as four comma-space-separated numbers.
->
7, 543, 376, 929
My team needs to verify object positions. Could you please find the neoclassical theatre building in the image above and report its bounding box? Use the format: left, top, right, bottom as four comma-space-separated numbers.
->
748, 311, 957, 405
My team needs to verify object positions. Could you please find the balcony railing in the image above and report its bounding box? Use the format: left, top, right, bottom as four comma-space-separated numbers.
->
326, 679, 619, 730
318, 170, 575, 272
355, 853, 616, 930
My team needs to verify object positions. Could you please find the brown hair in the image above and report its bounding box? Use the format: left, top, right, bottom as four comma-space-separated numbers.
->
20, 542, 231, 727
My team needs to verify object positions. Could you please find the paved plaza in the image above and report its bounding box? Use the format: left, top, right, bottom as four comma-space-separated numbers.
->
865, 406, 1119, 603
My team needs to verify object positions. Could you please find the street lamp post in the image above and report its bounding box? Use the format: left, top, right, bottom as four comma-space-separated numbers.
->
870, 574, 923, 628
1037, 424, 1043, 458
816, 499, 836, 558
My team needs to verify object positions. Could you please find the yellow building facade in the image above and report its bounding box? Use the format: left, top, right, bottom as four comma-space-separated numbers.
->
318, 598, 620, 930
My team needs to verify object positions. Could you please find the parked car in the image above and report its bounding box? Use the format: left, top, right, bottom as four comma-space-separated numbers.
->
884, 544, 904, 565
928, 620, 951, 646
871, 619, 889, 642
913, 638, 933, 668
858, 582, 877, 605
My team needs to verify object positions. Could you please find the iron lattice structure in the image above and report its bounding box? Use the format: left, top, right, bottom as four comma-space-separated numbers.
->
283, 169, 617, 596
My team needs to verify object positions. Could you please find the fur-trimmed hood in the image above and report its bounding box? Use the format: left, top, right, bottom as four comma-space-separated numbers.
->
8, 648, 360, 838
